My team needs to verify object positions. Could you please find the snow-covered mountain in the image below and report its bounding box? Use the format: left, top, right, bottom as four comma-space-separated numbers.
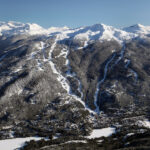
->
71, 24, 136, 44
123, 24, 150, 35
1, 21, 150, 44
0, 21, 48, 36
0, 21, 150, 150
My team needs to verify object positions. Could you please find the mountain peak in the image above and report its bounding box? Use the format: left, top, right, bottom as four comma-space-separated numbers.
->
0, 21, 48, 36
0, 21, 150, 44
133, 23, 144, 28
123, 24, 150, 34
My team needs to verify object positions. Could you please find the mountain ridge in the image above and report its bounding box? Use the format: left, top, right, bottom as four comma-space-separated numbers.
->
0, 21, 150, 150
1, 21, 150, 44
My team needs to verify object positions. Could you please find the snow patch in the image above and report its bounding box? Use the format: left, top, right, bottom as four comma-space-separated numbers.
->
64, 140, 87, 144
0, 137, 44, 150
137, 120, 150, 128
87, 127, 116, 139
124, 133, 135, 139
124, 59, 131, 68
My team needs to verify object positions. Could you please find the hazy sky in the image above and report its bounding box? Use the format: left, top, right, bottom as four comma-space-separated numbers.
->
0, 0, 150, 28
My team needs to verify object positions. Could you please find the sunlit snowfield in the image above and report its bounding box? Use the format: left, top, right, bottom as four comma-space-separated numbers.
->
0, 128, 116, 150
0, 137, 44, 150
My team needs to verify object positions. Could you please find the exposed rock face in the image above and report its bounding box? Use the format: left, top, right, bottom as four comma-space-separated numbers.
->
0, 22, 150, 143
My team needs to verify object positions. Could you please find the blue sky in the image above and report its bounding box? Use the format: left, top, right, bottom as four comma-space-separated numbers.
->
0, 0, 150, 28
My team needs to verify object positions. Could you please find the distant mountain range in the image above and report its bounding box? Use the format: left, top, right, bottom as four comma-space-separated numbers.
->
1, 22, 150, 43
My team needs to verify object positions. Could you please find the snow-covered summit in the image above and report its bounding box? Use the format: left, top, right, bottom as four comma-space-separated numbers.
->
0, 21, 48, 36
71, 23, 136, 44
0, 21, 150, 43
123, 24, 150, 35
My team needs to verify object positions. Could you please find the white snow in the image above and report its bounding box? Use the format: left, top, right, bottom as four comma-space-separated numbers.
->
27, 23, 48, 35
115, 44, 126, 65
130, 69, 138, 81
124, 59, 131, 68
0, 21, 144, 44
0, 137, 44, 150
87, 127, 116, 139
13, 67, 22, 73
37, 60, 43, 71
48, 26, 70, 34
123, 24, 150, 35
48, 36, 70, 92
124, 133, 135, 139
94, 53, 116, 113
29, 41, 48, 70
30, 52, 38, 59
64, 140, 87, 144
40, 41, 47, 61
0, 21, 48, 36
55, 48, 68, 58
73, 24, 136, 44
17, 89, 23, 95
1, 21, 150, 45
2, 126, 13, 130
137, 120, 150, 128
